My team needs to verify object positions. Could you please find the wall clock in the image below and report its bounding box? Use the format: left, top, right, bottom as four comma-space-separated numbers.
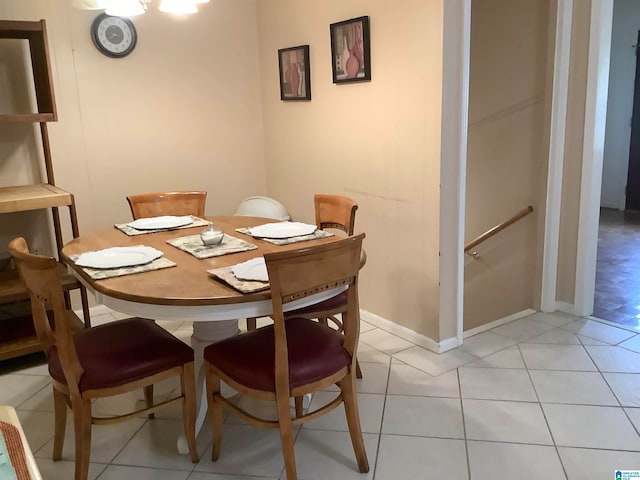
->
91, 13, 137, 58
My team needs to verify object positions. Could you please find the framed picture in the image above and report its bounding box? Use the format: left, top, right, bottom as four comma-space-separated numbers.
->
278, 45, 311, 101
330, 16, 371, 84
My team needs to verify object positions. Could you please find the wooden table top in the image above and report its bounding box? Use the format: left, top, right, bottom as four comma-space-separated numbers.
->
61, 216, 338, 308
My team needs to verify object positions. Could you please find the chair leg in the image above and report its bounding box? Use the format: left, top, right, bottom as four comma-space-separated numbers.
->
294, 396, 303, 418
181, 362, 199, 463
355, 358, 363, 379
143, 385, 155, 419
246, 317, 257, 331
71, 397, 92, 480
205, 364, 224, 461
276, 393, 298, 480
52, 386, 68, 461
339, 374, 369, 473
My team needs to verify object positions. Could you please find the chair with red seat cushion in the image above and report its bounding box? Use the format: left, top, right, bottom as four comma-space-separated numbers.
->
204, 234, 369, 480
8, 237, 199, 480
246, 194, 364, 380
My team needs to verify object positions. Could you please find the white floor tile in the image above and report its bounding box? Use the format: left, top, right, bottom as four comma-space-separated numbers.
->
287, 430, 377, 480
618, 334, 640, 354
193, 425, 285, 477
376, 435, 468, 480
0, 374, 49, 407
382, 395, 464, 438
491, 317, 556, 342
463, 399, 553, 444
360, 320, 376, 333
324, 362, 389, 395
562, 319, 636, 344
15, 410, 55, 453
578, 334, 610, 346
112, 419, 209, 470
464, 346, 525, 369
34, 458, 106, 480
468, 441, 565, 480
17, 383, 54, 412
519, 343, 597, 371
542, 403, 640, 450
36, 415, 147, 464
529, 370, 618, 405
604, 373, 640, 406
530, 311, 581, 328
559, 447, 640, 480
359, 329, 414, 355
527, 328, 581, 345
459, 367, 537, 401
303, 391, 384, 433
356, 342, 391, 366
189, 473, 278, 480
387, 365, 459, 397
585, 345, 640, 373
459, 331, 518, 358
97, 465, 190, 480
393, 346, 477, 376
624, 407, 640, 431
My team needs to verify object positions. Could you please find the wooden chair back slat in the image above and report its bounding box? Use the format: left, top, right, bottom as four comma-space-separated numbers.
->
126, 191, 207, 219
313, 194, 358, 235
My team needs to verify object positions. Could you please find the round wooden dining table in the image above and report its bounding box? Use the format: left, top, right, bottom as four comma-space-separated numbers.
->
61, 215, 342, 453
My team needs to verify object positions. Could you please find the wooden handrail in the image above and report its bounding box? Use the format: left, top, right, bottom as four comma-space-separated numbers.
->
464, 205, 534, 254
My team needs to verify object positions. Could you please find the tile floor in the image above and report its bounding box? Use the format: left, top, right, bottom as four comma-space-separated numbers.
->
594, 207, 640, 330
3, 310, 640, 479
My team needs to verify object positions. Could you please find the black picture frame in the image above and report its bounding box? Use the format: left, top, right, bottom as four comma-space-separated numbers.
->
278, 45, 311, 101
330, 16, 371, 84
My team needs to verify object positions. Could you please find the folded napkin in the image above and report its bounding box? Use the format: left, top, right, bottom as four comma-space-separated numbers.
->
115, 216, 209, 236
236, 227, 334, 245
167, 234, 257, 259
208, 266, 269, 293
69, 255, 176, 280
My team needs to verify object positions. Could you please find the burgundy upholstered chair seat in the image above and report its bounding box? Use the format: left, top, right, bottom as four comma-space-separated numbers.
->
284, 292, 346, 318
204, 317, 351, 391
48, 318, 193, 392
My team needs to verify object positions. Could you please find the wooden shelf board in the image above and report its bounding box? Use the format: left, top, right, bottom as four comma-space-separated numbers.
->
0, 113, 56, 124
0, 311, 84, 362
0, 263, 80, 305
0, 184, 73, 213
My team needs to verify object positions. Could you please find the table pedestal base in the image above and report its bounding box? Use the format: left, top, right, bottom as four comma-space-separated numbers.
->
177, 319, 239, 454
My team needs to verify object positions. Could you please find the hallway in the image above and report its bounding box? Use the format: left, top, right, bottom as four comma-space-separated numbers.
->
593, 208, 640, 330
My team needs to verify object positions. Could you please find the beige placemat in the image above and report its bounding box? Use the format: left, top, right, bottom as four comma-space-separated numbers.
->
0, 421, 30, 480
167, 234, 257, 259
208, 266, 270, 293
235, 227, 334, 245
115, 216, 209, 236
69, 255, 176, 280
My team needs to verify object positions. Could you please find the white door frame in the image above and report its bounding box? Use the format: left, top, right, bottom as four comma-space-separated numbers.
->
573, 0, 614, 317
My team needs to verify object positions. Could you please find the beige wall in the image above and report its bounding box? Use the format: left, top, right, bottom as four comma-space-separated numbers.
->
257, 0, 444, 340
463, 0, 551, 330
0, 0, 267, 256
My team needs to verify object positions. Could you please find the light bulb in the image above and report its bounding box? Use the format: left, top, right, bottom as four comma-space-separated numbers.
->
104, 0, 145, 16
159, 0, 198, 15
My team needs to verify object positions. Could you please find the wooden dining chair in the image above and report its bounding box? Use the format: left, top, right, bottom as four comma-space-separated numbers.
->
126, 190, 207, 219
246, 194, 363, 379
204, 234, 369, 480
8, 237, 199, 480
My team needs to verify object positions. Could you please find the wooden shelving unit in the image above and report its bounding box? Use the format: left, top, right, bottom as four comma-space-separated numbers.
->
0, 19, 89, 361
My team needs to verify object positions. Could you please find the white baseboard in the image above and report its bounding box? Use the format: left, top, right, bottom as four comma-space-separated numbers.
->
360, 310, 457, 354
555, 301, 575, 315
463, 308, 536, 338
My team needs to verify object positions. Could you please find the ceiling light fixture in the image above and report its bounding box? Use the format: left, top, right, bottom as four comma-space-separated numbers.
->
78, 0, 209, 17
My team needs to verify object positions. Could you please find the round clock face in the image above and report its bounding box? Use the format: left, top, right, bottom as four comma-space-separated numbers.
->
91, 13, 137, 58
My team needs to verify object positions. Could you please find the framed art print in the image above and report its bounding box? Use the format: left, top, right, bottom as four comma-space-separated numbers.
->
330, 16, 371, 84
278, 45, 311, 101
